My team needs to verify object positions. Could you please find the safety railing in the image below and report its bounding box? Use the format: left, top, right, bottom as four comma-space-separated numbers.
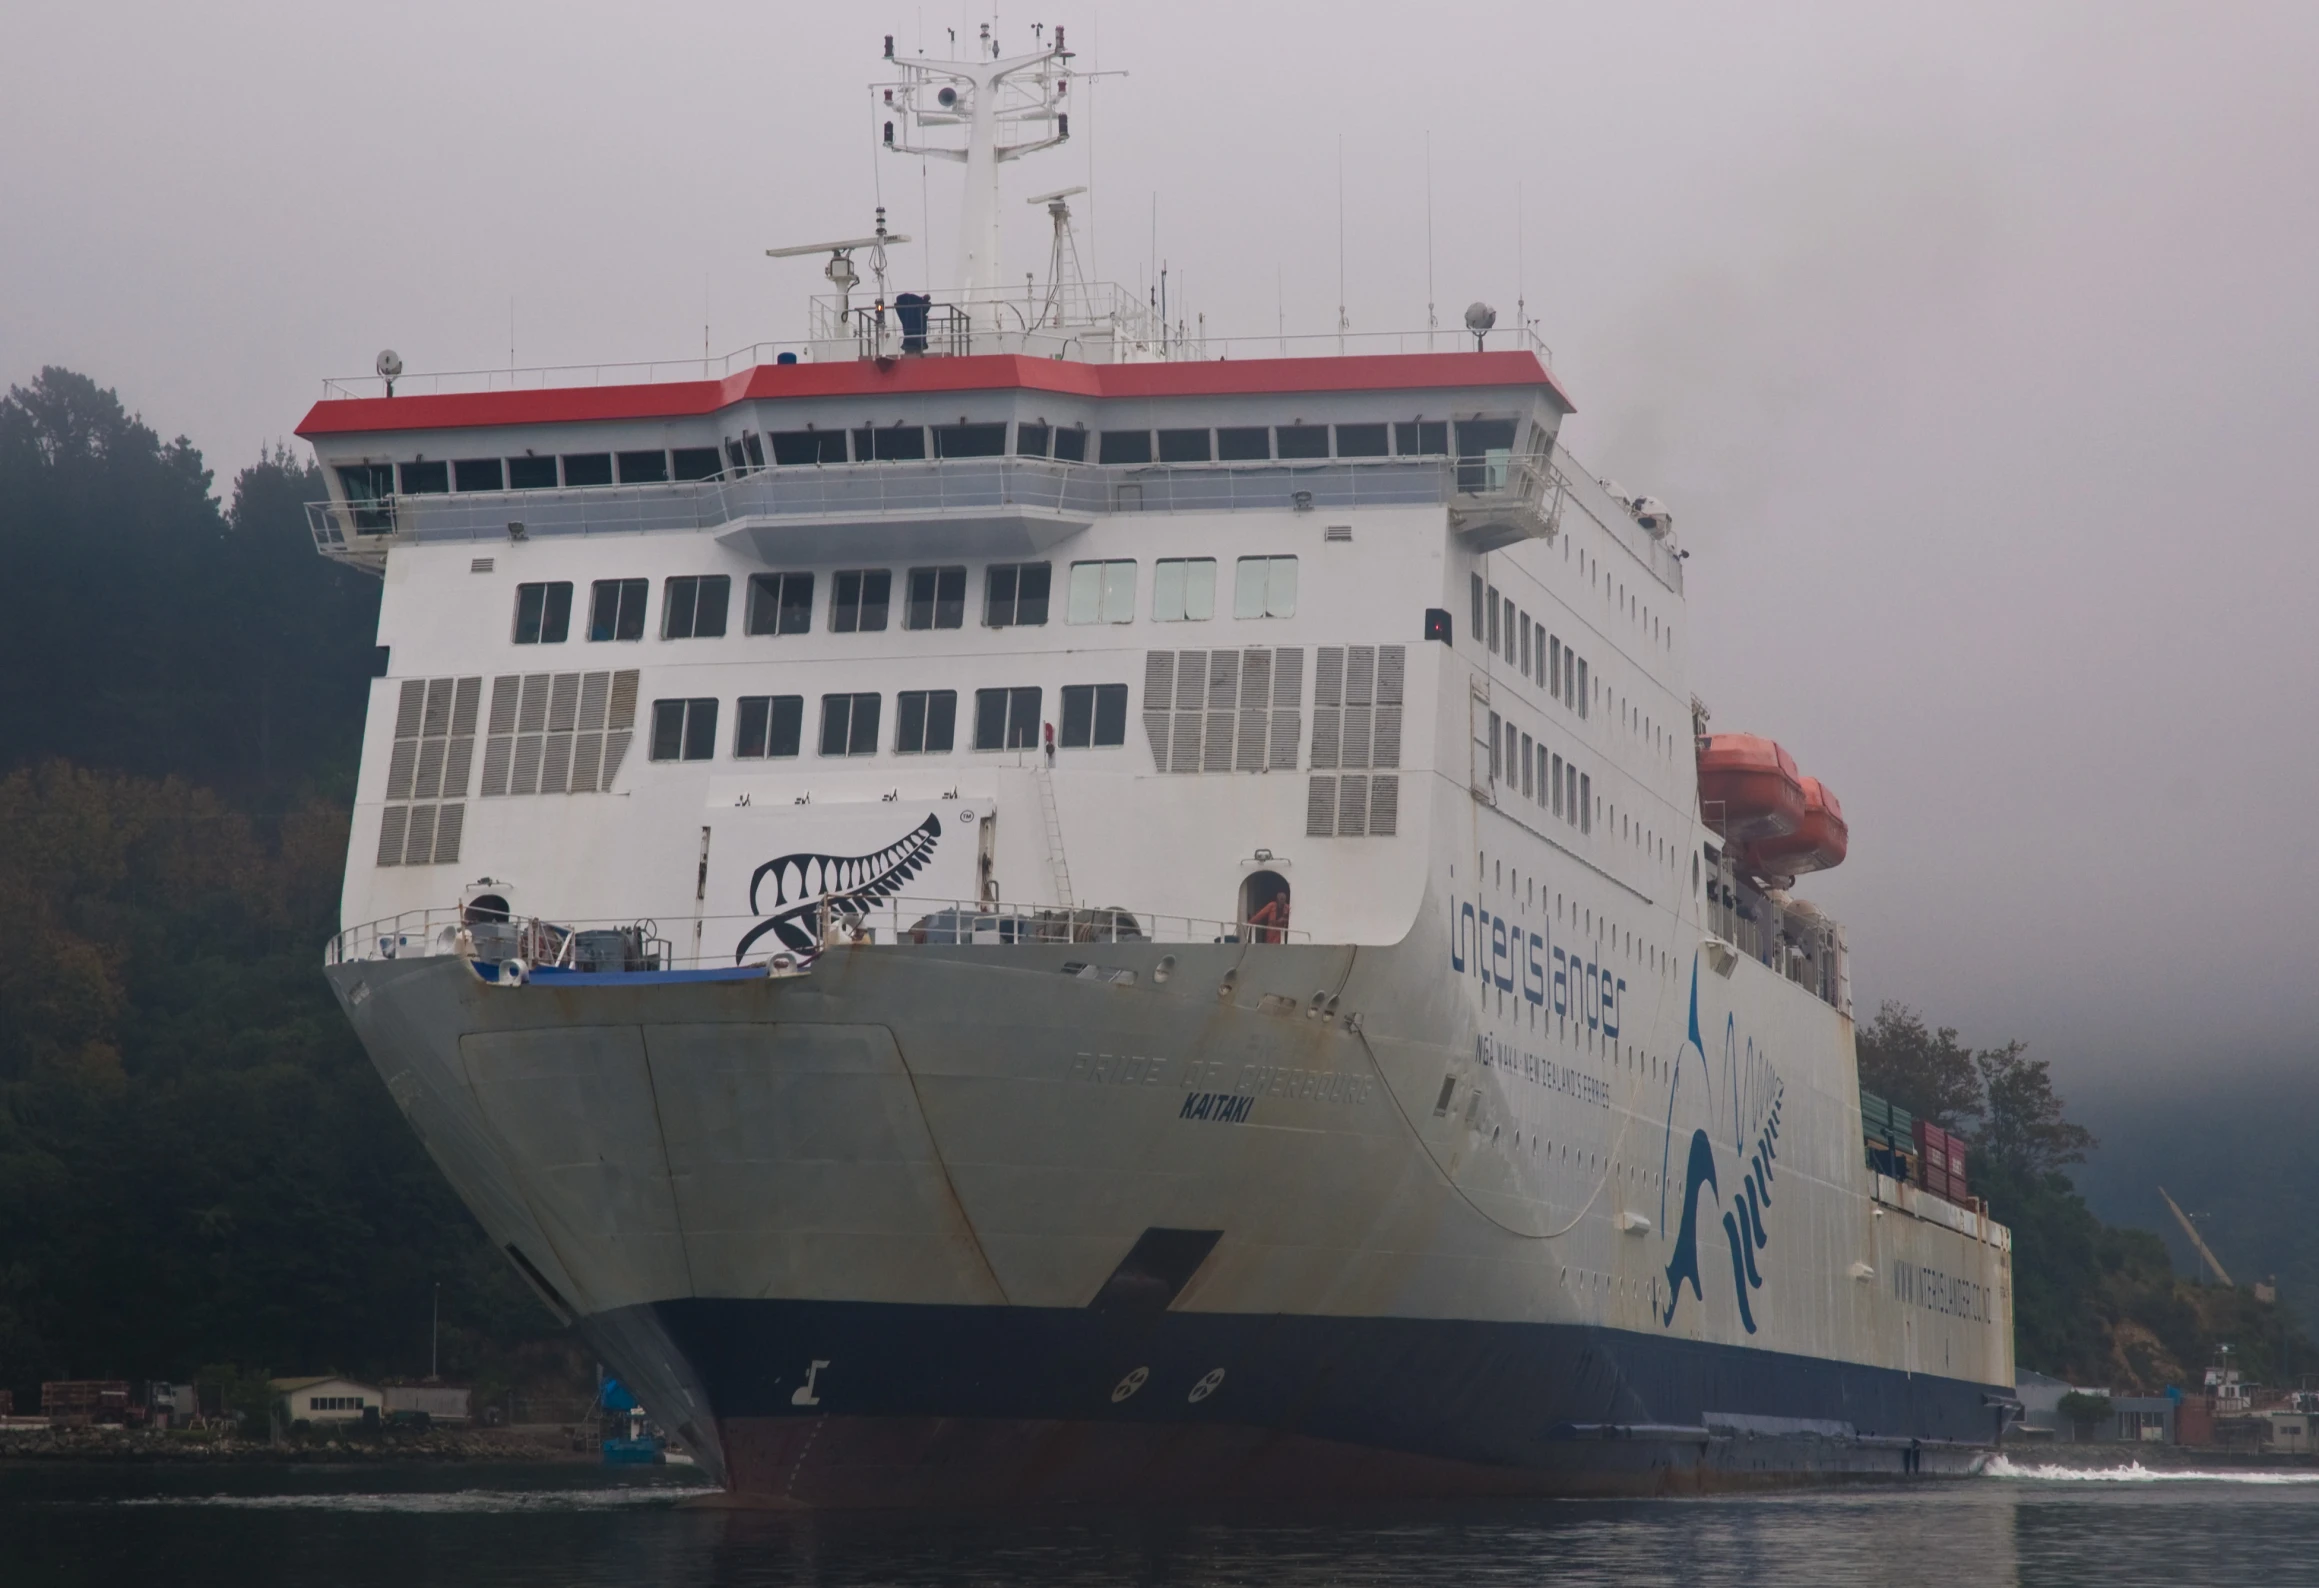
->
329, 896, 1307, 971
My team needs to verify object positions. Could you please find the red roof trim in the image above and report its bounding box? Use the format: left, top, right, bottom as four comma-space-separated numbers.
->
294, 350, 1572, 439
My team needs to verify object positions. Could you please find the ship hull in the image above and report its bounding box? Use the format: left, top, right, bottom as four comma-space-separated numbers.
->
635, 1297, 1996, 1506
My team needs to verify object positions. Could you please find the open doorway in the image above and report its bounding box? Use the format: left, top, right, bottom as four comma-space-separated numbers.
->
1239, 870, 1291, 943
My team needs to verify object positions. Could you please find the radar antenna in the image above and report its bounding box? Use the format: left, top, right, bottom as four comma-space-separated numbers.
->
767, 208, 912, 322
1026, 186, 1089, 330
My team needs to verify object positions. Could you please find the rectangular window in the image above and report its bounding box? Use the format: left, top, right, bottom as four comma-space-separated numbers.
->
400, 460, 449, 494
1455, 417, 1519, 492
1486, 585, 1500, 652
769, 430, 847, 465
1550, 635, 1562, 698
984, 562, 1051, 627
1576, 657, 1589, 718
1536, 742, 1550, 804
1552, 753, 1565, 818
660, 575, 730, 640
617, 449, 669, 484
1520, 615, 1531, 675
1067, 559, 1137, 624
513, 582, 572, 645
1334, 422, 1389, 457
905, 565, 966, 630
453, 457, 504, 492
819, 693, 881, 756
745, 572, 814, 636
588, 578, 648, 642
855, 425, 927, 461
830, 569, 892, 633
1016, 421, 1052, 457
1275, 425, 1329, 459
1052, 427, 1089, 462
1059, 683, 1128, 748
1098, 429, 1153, 464
1152, 557, 1216, 621
1488, 711, 1502, 781
734, 694, 804, 759
1395, 420, 1449, 456
1581, 772, 1592, 832
1233, 556, 1298, 619
649, 697, 718, 761
1471, 573, 1485, 642
562, 452, 613, 487
507, 455, 558, 490
743, 433, 765, 468
933, 422, 1007, 458
1521, 732, 1534, 798
1503, 598, 1516, 661
1216, 425, 1270, 461
1156, 427, 1211, 463
671, 446, 724, 481
894, 689, 958, 754
973, 686, 1042, 750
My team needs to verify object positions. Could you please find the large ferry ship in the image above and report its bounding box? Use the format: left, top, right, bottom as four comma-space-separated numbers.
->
304, 29, 2015, 1504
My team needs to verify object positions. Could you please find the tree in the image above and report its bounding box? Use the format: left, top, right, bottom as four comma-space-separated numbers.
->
1975, 1040, 2096, 1181
1854, 1001, 1981, 1128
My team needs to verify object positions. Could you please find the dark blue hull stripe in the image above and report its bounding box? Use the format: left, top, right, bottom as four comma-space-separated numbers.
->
640, 1298, 2005, 1479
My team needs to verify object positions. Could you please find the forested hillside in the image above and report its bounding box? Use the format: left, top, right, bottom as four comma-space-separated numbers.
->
0, 369, 568, 1414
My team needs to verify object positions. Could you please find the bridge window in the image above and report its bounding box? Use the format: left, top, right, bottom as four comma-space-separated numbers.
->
831, 570, 892, 633
745, 573, 814, 636
984, 563, 1051, 627
1016, 422, 1052, 457
661, 575, 730, 640
905, 565, 966, 630
1052, 427, 1089, 462
1152, 558, 1216, 621
1059, 683, 1128, 748
561, 452, 613, 487
769, 430, 847, 465
1233, 556, 1298, 619
894, 690, 958, 754
1099, 429, 1153, 464
507, 455, 558, 489
453, 458, 504, 491
588, 579, 648, 642
934, 422, 1007, 458
649, 697, 718, 761
671, 446, 724, 481
818, 693, 881, 756
1395, 420, 1448, 456
399, 460, 449, 494
513, 582, 572, 645
617, 449, 668, 484
1068, 560, 1136, 624
1334, 423, 1389, 457
1216, 426, 1270, 461
973, 686, 1041, 751
1275, 424, 1329, 460
854, 425, 926, 461
733, 695, 803, 759
1156, 428, 1211, 463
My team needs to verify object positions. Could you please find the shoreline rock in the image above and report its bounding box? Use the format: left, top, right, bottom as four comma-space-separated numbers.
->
0, 1425, 597, 1465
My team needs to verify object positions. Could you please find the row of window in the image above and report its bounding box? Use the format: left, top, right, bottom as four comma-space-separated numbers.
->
649, 684, 1131, 763
342, 419, 1525, 502
1487, 710, 1593, 834
510, 556, 1300, 646
1473, 573, 1590, 718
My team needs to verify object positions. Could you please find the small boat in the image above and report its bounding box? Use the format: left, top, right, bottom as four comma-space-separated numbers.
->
1697, 734, 1805, 841
1743, 777, 1848, 883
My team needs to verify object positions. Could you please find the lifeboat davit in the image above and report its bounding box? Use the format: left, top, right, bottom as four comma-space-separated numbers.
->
1742, 777, 1848, 883
1697, 734, 1805, 842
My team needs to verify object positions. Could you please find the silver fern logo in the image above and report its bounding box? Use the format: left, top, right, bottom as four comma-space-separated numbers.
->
733, 813, 943, 962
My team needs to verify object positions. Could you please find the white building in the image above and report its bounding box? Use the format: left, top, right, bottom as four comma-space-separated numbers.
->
272, 1376, 381, 1423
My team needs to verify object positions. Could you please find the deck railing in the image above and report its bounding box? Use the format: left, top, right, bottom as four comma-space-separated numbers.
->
328, 896, 1308, 971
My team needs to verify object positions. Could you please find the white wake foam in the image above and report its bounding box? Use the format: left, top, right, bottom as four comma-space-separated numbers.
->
118, 1485, 721, 1512
1984, 1455, 2319, 1485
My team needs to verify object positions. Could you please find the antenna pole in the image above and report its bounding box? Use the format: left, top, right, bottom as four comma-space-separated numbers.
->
1336, 134, 1348, 354
1425, 131, 1436, 351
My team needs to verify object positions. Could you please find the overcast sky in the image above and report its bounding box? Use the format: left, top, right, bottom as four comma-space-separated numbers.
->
5, 2, 2315, 1087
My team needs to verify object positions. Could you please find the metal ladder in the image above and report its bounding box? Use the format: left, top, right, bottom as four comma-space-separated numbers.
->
1034, 764, 1075, 907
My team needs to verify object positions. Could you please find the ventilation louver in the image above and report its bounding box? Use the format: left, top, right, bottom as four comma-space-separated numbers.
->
1141, 647, 1304, 775
376, 675, 482, 866
1308, 643, 1405, 837
479, 669, 640, 799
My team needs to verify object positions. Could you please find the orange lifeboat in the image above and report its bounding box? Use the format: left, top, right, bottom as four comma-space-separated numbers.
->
1742, 777, 1848, 883
1697, 734, 1805, 842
